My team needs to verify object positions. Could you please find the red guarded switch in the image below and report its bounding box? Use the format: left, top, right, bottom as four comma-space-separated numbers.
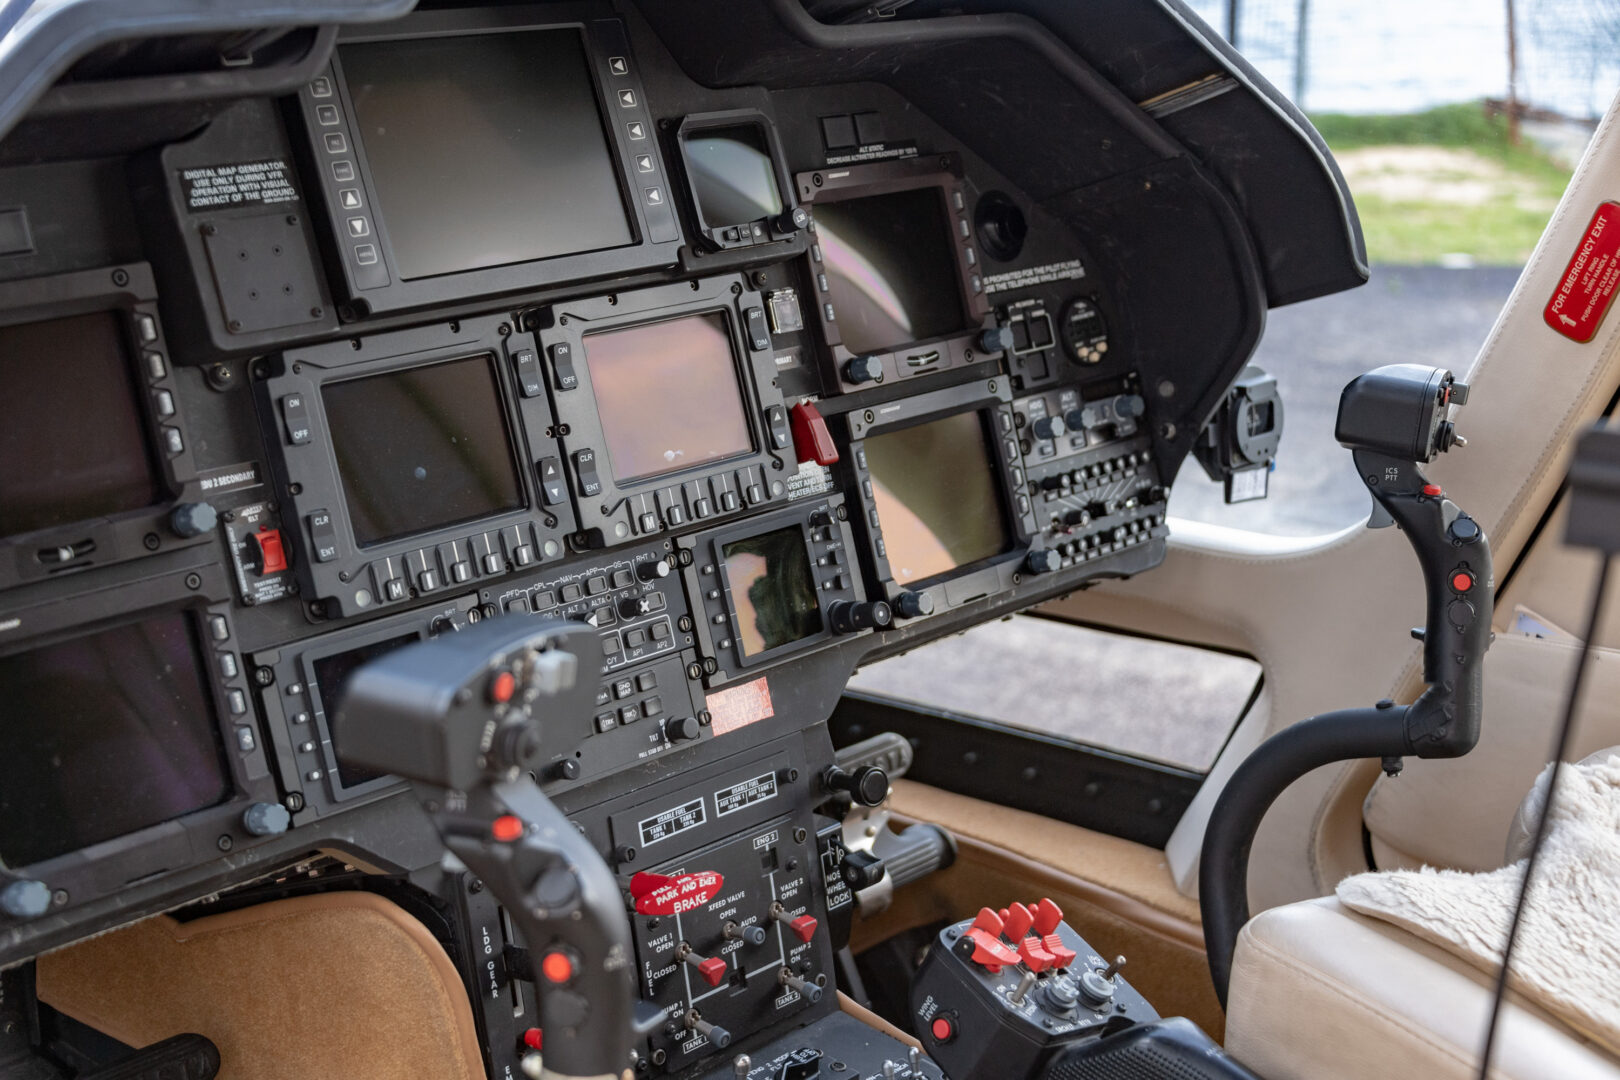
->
252, 527, 288, 574
789, 915, 819, 944
790, 401, 839, 466
521, 1028, 543, 1051
1041, 934, 1077, 969
970, 907, 1005, 938
963, 928, 1020, 973
1018, 936, 1056, 973
1032, 898, 1064, 936
1003, 901, 1035, 941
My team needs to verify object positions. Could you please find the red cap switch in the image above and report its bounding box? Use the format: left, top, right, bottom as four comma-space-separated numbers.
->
521, 1028, 543, 1051
1018, 936, 1056, 973
1032, 898, 1064, 936
252, 527, 288, 574
970, 907, 1005, 938
931, 1016, 955, 1043
490, 670, 517, 704
1422, 484, 1443, 498
1003, 901, 1034, 941
963, 928, 1020, 973
491, 814, 524, 842
696, 956, 728, 988
789, 401, 839, 466
1452, 571, 1474, 593
789, 915, 819, 943
540, 950, 575, 985
1041, 934, 1077, 969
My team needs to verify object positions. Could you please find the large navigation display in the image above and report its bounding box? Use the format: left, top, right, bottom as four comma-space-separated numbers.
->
0, 613, 230, 867
865, 411, 1010, 583
340, 29, 633, 280
324, 355, 524, 547
583, 313, 753, 484
0, 311, 161, 539
815, 187, 966, 355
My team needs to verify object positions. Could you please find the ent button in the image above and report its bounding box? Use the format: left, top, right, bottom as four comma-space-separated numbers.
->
573, 449, 602, 497
307, 509, 339, 562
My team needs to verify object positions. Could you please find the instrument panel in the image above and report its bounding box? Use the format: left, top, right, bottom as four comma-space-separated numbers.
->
0, 0, 1343, 1075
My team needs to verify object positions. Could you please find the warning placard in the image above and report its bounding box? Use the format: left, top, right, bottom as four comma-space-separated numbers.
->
1545, 201, 1620, 343
181, 160, 300, 212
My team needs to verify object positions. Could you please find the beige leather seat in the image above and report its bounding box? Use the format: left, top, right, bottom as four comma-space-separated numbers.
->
1223, 746, 1620, 1080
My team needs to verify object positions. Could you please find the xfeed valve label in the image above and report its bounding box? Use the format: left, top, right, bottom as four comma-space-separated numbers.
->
181, 159, 300, 211
639, 798, 706, 846
715, 772, 778, 817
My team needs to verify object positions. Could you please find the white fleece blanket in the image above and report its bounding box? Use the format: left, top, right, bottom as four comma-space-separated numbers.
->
1336, 754, 1620, 1055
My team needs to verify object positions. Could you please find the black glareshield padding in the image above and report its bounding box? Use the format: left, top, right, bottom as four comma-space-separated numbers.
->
337, 618, 636, 1077
1200, 364, 1493, 1006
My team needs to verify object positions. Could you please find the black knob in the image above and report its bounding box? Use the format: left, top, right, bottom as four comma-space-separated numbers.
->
1026, 548, 1061, 574
894, 590, 934, 619
978, 325, 1015, 353
1113, 394, 1146, 419
548, 758, 581, 781
242, 802, 290, 836
776, 206, 811, 233
665, 715, 702, 743
1032, 415, 1066, 440
1063, 408, 1088, 432
1062, 508, 1091, 528
844, 355, 883, 385
636, 558, 671, 582
1449, 515, 1482, 544
169, 501, 217, 538
725, 921, 768, 946
839, 849, 887, 889
1039, 473, 1069, 492
828, 599, 892, 634
619, 594, 655, 620
824, 764, 889, 806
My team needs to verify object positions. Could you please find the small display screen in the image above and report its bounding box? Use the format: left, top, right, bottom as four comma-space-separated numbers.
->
324, 355, 524, 548
0, 613, 230, 867
0, 310, 162, 539
340, 29, 634, 280
815, 187, 966, 355
684, 124, 784, 227
583, 313, 753, 484
865, 410, 1010, 583
722, 527, 822, 656
315, 632, 419, 789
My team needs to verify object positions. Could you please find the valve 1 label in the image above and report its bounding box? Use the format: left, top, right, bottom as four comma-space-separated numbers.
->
1545, 201, 1620, 343
630, 870, 725, 915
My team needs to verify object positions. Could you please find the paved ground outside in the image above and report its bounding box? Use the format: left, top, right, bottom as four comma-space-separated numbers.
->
849, 265, 1522, 767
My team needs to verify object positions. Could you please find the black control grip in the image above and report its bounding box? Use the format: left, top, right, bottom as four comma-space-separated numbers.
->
835, 731, 914, 780
877, 823, 957, 890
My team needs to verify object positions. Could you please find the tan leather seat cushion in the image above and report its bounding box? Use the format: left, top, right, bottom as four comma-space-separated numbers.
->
37, 891, 485, 1080
1226, 897, 1619, 1080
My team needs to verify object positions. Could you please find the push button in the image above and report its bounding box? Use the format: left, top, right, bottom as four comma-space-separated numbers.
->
251, 527, 288, 574
744, 306, 771, 352
510, 347, 543, 398
538, 457, 567, 505
551, 343, 579, 391
281, 393, 313, 445
789, 401, 839, 465
573, 448, 602, 497
307, 510, 339, 562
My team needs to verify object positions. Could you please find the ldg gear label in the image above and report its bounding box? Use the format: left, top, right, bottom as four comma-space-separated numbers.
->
715, 772, 778, 817
638, 798, 706, 846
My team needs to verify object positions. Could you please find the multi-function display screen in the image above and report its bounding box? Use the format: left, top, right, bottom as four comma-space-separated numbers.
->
324, 355, 524, 548
340, 29, 633, 280
583, 313, 753, 484
722, 527, 822, 656
684, 124, 784, 227
0, 613, 230, 867
0, 310, 162, 539
316, 632, 419, 789
865, 410, 1010, 583
815, 187, 966, 355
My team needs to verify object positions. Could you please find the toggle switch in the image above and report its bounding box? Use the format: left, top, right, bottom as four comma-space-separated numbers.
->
790, 400, 839, 466
677, 943, 729, 988
685, 1010, 732, 1049
724, 920, 768, 946
778, 968, 823, 1003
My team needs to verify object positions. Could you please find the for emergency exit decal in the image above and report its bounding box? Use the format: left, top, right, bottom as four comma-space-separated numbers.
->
1545, 201, 1620, 343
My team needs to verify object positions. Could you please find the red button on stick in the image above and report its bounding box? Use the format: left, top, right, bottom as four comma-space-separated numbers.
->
490, 671, 517, 704
931, 1017, 955, 1043
491, 814, 524, 842
522, 1029, 543, 1051
540, 951, 574, 984
1452, 571, 1474, 593
1423, 484, 1443, 497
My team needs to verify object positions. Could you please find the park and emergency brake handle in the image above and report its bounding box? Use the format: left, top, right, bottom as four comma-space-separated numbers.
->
1201, 364, 1494, 1006
335, 618, 638, 1080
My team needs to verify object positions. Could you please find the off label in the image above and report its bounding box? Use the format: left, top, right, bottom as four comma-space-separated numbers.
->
715, 771, 778, 817
638, 798, 705, 846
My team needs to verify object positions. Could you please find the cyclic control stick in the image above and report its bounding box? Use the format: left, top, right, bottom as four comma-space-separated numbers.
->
1200, 364, 1494, 1004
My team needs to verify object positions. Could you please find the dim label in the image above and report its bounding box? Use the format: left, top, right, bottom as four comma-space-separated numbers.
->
638, 798, 706, 846
715, 772, 778, 817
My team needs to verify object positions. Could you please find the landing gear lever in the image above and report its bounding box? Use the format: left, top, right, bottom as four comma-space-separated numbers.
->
1200, 364, 1494, 1004
335, 618, 640, 1079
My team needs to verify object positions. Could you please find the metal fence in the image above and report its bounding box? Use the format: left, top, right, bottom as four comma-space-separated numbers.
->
1180, 0, 1620, 120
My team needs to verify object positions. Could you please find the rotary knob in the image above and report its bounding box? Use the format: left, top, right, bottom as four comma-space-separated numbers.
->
844, 355, 883, 385
823, 764, 889, 806
893, 590, 934, 619
636, 558, 671, 582
1032, 416, 1066, 441
978, 325, 1014, 353
169, 501, 217, 538
828, 599, 892, 634
1025, 549, 1061, 574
